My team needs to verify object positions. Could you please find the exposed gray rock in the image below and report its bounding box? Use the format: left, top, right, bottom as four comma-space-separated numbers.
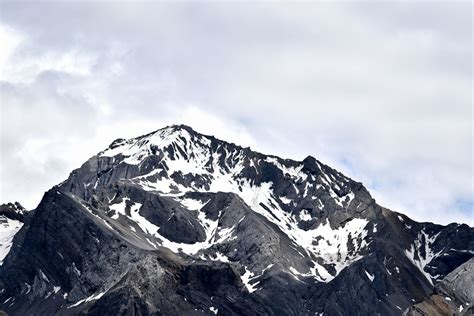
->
437, 258, 474, 304
403, 258, 474, 315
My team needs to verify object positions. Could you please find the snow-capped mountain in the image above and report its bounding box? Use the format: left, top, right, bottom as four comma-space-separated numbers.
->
1, 125, 472, 315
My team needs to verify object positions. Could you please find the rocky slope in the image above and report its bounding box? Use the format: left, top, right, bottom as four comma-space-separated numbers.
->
403, 258, 473, 315
0, 124, 472, 315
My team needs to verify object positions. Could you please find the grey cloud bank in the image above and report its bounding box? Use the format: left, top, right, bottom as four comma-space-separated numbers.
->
0, 1, 472, 225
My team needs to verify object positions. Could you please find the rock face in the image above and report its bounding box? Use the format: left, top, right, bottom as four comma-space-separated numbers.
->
0, 124, 472, 315
403, 258, 474, 316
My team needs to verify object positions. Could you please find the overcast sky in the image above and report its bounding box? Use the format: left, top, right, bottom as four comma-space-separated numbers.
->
0, 1, 472, 225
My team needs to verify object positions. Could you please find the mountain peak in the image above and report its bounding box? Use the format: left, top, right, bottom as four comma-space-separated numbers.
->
106, 124, 198, 150
101, 124, 197, 157
164, 123, 197, 133
148, 124, 201, 142
99, 124, 243, 167
70, 124, 376, 240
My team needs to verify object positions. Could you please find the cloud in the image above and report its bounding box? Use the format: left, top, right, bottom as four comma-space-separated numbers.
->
0, 24, 23, 74
0, 2, 472, 225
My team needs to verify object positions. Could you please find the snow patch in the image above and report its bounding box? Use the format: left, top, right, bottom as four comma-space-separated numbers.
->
300, 209, 312, 221
211, 252, 230, 263
241, 267, 260, 293
365, 270, 375, 282
0, 216, 23, 265
68, 290, 107, 308
280, 196, 292, 204
265, 157, 307, 182
296, 218, 369, 280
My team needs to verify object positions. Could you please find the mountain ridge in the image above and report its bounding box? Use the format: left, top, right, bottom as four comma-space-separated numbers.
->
1, 124, 472, 315
96, 124, 464, 227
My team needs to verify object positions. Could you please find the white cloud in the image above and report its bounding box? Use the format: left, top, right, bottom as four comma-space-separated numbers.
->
0, 24, 24, 77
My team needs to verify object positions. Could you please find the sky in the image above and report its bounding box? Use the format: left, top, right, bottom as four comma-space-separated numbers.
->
0, 1, 472, 225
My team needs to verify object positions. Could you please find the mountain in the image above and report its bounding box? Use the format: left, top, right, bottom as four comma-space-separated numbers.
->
0, 124, 472, 315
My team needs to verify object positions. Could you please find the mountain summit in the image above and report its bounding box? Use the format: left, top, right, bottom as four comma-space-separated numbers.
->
1, 125, 472, 315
